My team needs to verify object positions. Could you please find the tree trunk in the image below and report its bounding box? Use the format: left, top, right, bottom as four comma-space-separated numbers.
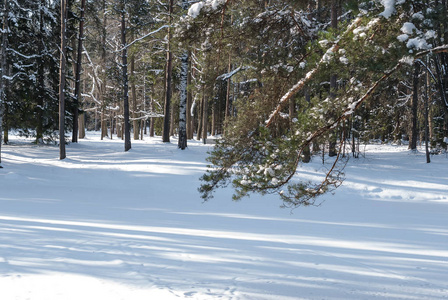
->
202, 93, 208, 144
36, 0, 45, 143
59, 0, 67, 160
424, 57, 430, 163
178, 51, 189, 149
197, 94, 203, 141
170, 95, 176, 136
328, 0, 338, 157
121, 5, 131, 151
409, 62, 420, 151
101, 107, 107, 139
302, 89, 311, 163
0, 0, 7, 167
131, 52, 139, 140
72, 0, 86, 143
162, 0, 174, 143
78, 113, 85, 138
187, 56, 193, 139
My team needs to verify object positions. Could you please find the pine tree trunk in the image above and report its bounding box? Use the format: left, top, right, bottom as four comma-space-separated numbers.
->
196, 94, 203, 141
101, 108, 107, 139
59, 0, 67, 160
72, 0, 86, 143
187, 56, 193, 139
36, 0, 45, 143
162, 0, 174, 143
121, 6, 131, 151
409, 62, 420, 150
202, 93, 208, 144
170, 96, 175, 137
78, 113, 85, 139
424, 57, 430, 163
131, 53, 139, 140
328, 0, 338, 157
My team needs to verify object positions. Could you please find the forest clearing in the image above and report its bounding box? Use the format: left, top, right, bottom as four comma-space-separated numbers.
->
0, 132, 447, 299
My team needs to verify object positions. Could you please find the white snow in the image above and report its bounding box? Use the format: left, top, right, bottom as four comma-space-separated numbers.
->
412, 12, 425, 20
188, 2, 204, 18
401, 22, 417, 35
187, 0, 225, 18
406, 37, 430, 50
397, 34, 409, 42
425, 30, 436, 39
379, 0, 396, 18
339, 56, 349, 64
1, 132, 448, 299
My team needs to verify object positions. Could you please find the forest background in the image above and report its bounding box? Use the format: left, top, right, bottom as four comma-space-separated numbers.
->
1, 0, 448, 205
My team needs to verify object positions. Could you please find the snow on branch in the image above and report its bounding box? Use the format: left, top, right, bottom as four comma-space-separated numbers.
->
265, 17, 362, 127
114, 25, 169, 52
216, 66, 253, 81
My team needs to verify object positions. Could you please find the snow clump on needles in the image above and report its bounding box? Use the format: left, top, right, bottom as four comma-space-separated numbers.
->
188, 0, 226, 19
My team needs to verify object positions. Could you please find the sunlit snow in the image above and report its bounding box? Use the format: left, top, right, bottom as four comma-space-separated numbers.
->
0, 132, 447, 299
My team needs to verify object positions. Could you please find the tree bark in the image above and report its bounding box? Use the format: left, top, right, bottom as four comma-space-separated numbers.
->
187, 57, 193, 139
0, 0, 6, 167
178, 51, 189, 149
121, 4, 131, 151
202, 93, 208, 144
424, 57, 430, 163
409, 62, 420, 150
328, 0, 338, 157
162, 0, 174, 143
130, 51, 139, 140
72, 0, 86, 143
59, 0, 67, 160
36, 0, 45, 143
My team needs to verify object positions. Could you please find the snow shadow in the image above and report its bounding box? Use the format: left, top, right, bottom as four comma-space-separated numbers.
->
1, 136, 447, 299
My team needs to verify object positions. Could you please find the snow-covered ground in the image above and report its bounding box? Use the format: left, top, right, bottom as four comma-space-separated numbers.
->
0, 132, 447, 300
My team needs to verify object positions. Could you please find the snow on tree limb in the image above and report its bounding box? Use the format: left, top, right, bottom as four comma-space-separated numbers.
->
415, 44, 448, 58
114, 25, 169, 52
265, 17, 362, 127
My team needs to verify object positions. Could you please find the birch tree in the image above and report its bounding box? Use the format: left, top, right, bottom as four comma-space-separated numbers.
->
178, 0, 190, 150
0, 0, 8, 168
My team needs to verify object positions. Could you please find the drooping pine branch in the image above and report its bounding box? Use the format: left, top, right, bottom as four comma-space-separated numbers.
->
265, 17, 362, 127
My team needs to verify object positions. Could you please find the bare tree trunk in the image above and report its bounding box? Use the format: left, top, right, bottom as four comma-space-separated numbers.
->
409, 62, 420, 150
100, 0, 107, 140
424, 57, 430, 163
196, 95, 203, 141
121, 4, 131, 151
59, 0, 67, 160
170, 95, 175, 137
131, 52, 139, 140
36, 0, 45, 143
303, 89, 311, 162
202, 93, 208, 144
101, 108, 107, 139
162, 0, 174, 143
178, 0, 189, 149
79, 113, 85, 138
328, 0, 338, 157
72, 0, 86, 143
178, 51, 189, 149
187, 57, 193, 139
0, 0, 8, 167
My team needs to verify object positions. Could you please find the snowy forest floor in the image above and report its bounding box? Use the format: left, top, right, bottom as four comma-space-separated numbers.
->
0, 132, 447, 300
